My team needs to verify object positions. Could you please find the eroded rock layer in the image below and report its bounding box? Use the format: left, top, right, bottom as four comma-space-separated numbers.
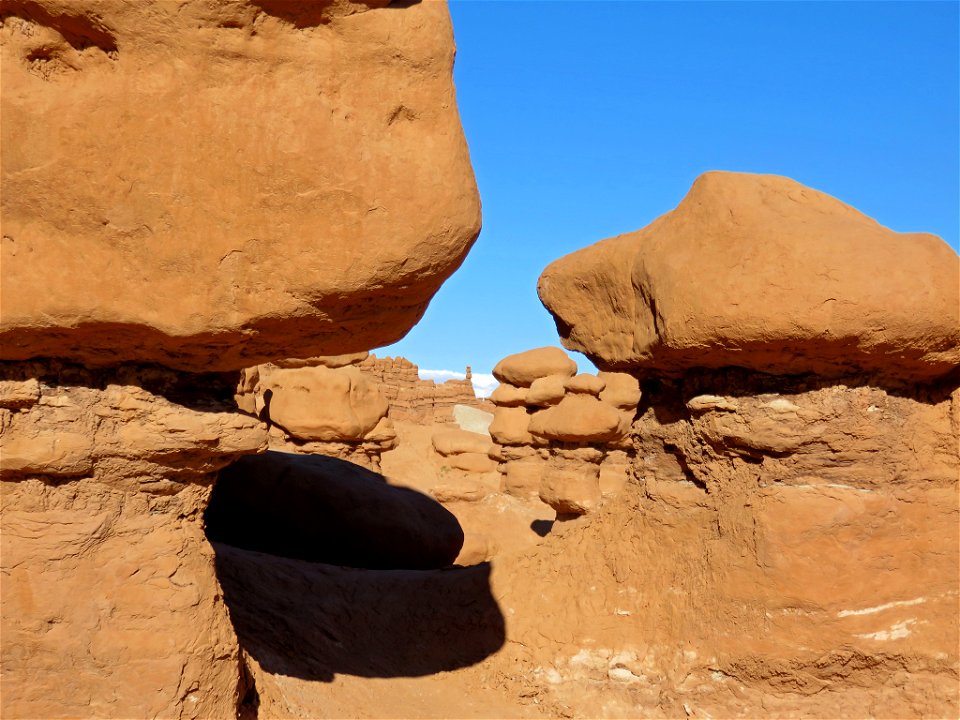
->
528, 174, 960, 716
357, 354, 490, 424
0, 362, 267, 718
493, 374, 959, 718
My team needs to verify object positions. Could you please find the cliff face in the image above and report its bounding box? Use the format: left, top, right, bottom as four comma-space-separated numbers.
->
0, 2, 480, 717
357, 354, 489, 424
528, 173, 960, 715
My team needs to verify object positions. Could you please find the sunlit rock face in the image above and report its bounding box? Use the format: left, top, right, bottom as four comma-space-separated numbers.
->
0, 1, 481, 717
538, 171, 959, 383
517, 173, 960, 717
1, 0, 481, 371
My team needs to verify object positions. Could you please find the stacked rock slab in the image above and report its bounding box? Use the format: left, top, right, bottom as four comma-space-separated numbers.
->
0, 1, 480, 717
489, 347, 641, 516
235, 355, 396, 471
431, 428, 499, 475
531, 172, 960, 712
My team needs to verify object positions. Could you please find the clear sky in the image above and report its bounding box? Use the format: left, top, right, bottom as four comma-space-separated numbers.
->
382, 0, 960, 386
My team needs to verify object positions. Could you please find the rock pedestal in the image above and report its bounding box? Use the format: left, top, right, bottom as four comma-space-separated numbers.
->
527, 172, 960, 714
0, 1, 480, 716
488, 348, 641, 517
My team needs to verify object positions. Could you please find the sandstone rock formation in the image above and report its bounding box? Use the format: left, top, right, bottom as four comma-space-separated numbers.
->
526, 174, 960, 716
1, 363, 267, 718
357, 354, 491, 423
0, 1, 480, 717
539, 172, 960, 382
431, 428, 499, 475
492, 346, 577, 387
489, 348, 640, 515
236, 358, 396, 470
0, 0, 480, 371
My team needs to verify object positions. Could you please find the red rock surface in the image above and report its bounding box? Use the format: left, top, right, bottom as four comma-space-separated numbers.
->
0, 0, 480, 371
1, 364, 267, 718
0, 1, 483, 717
538, 172, 959, 382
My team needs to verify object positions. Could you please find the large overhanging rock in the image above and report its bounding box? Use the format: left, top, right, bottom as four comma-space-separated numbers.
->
0, 0, 480, 371
538, 172, 959, 382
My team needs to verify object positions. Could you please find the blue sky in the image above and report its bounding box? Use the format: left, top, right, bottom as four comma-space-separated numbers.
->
383, 0, 959, 384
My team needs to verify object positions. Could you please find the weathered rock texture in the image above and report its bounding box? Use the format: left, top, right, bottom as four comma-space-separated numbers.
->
489, 348, 640, 515
236, 358, 396, 470
492, 376, 960, 718
538, 172, 960, 383
0, 1, 481, 717
1, 362, 267, 718
527, 174, 960, 715
357, 354, 491, 423
0, 0, 480, 371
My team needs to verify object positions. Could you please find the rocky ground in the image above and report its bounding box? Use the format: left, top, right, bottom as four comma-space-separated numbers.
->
1, 0, 957, 717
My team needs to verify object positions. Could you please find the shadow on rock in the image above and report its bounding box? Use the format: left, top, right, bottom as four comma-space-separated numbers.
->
205, 451, 463, 569
206, 451, 504, 681
213, 544, 505, 681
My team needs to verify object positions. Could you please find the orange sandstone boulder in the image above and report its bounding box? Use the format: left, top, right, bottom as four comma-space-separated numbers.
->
489, 406, 536, 446
539, 467, 602, 516
0, 0, 480, 371
446, 452, 499, 474
526, 375, 567, 407
492, 347, 577, 387
528, 394, 624, 443
490, 383, 528, 407
538, 172, 960, 381
565, 373, 606, 395
432, 429, 493, 457
597, 372, 641, 409
261, 366, 389, 443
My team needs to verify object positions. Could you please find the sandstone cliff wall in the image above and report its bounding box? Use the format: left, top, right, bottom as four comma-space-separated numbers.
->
357, 354, 491, 424
0, 1, 480, 717
521, 172, 960, 716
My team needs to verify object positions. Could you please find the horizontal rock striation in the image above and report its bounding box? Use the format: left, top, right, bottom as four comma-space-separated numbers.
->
0, 361, 268, 718
357, 354, 491, 424
523, 173, 960, 714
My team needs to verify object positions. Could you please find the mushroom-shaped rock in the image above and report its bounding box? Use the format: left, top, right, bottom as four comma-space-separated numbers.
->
432, 429, 493, 457
492, 347, 577, 387
526, 375, 567, 407
538, 172, 960, 382
0, 1, 481, 372
598, 372, 641, 409
565, 373, 606, 396
489, 406, 535, 446
263, 366, 388, 442
489, 384, 528, 407
528, 395, 624, 443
